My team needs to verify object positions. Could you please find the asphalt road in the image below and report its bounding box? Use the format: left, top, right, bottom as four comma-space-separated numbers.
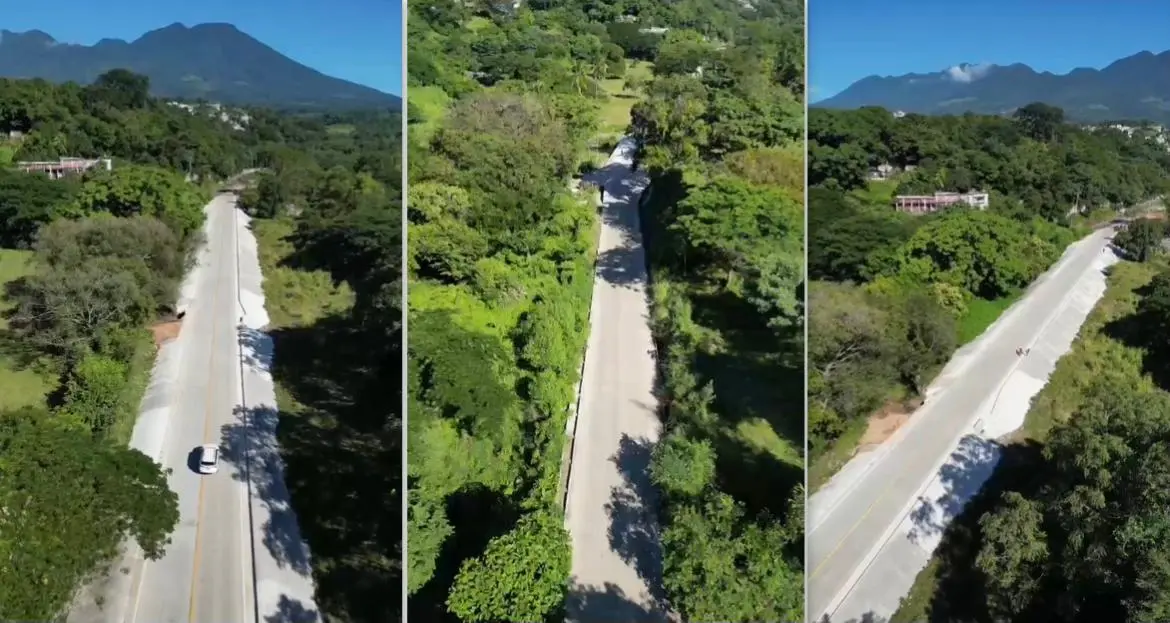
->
808, 227, 1115, 622
128, 196, 254, 623
564, 138, 672, 622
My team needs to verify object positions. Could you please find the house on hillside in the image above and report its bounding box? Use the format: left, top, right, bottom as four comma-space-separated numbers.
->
868, 163, 897, 180
15, 157, 111, 179
894, 191, 989, 214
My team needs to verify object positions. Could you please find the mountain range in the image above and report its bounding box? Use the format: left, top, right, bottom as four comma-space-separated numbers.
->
815, 50, 1170, 124
0, 23, 400, 111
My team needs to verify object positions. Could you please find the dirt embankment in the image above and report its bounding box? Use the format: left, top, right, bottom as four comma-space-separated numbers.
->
857, 396, 926, 450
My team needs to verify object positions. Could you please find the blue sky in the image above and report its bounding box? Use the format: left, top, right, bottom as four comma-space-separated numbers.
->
811, 0, 1170, 102
6, 0, 402, 95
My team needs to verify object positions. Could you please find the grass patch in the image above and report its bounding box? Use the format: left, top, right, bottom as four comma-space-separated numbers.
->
253, 218, 353, 329
807, 417, 868, 491
890, 259, 1160, 623
407, 86, 453, 148
597, 60, 654, 137
465, 15, 493, 31
958, 293, 1019, 344
326, 124, 356, 135
848, 179, 898, 207
0, 249, 56, 412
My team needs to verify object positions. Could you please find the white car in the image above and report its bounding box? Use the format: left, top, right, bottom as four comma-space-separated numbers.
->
198, 444, 220, 474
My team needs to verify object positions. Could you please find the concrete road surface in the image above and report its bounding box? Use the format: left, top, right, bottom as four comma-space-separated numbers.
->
130, 196, 254, 623
808, 227, 1117, 622
564, 138, 673, 622
68, 194, 319, 623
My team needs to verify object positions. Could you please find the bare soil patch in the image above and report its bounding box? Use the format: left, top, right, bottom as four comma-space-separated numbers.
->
151, 320, 182, 347
858, 397, 924, 450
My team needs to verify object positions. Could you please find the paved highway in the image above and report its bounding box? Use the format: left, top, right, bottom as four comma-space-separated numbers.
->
130, 195, 254, 623
564, 138, 672, 622
68, 193, 319, 623
808, 226, 1116, 622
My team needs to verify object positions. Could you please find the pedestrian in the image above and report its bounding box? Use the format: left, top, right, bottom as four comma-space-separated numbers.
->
599, 184, 605, 202
1026, 348, 1031, 355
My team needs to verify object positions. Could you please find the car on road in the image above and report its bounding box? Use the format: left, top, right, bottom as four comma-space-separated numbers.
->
198, 444, 220, 474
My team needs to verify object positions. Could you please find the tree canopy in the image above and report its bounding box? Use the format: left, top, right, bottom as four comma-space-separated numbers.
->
806, 103, 1170, 479
631, 1, 806, 621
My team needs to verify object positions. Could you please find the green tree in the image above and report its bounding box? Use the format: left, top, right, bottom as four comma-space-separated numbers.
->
73, 165, 208, 239
661, 493, 802, 623
1114, 218, 1166, 262
651, 433, 717, 497
61, 353, 130, 435
0, 407, 179, 621
446, 512, 571, 622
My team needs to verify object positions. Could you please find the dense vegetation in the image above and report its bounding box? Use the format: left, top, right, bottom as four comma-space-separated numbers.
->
406, 1, 601, 620
0, 68, 402, 621
237, 109, 403, 621
407, 0, 805, 619
0, 71, 222, 619
807, 104, 1170, 484
631, 1, 806, 622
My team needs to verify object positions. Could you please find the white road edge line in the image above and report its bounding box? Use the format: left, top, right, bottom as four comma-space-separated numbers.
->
819, 236, 1107, 621
232, 205, 252, 623
809, 233, 1095, 534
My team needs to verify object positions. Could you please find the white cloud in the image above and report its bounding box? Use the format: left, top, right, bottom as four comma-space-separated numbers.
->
945, 63, 993, 83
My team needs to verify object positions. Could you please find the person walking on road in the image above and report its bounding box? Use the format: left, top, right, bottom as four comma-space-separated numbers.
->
599, 184, 606, 202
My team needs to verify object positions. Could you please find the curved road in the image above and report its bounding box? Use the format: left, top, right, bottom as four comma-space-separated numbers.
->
808, 226, 1117, 622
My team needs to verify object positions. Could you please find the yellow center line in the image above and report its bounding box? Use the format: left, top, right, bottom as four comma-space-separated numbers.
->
810, 476, 899, 579
812, 237, 1108, 598
187, 206, 227, 623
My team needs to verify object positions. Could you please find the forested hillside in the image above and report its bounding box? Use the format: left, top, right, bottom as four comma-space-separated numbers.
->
0, 69, 401, 621
630, 0, 805, 620
807, 103, 1170, 486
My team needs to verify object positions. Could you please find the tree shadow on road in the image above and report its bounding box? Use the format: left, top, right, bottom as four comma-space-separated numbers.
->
907, 435, 1001, 545
605, 434, 669, 611
819, 613, 889, 623
892, 441, 1046, 623
586, 160, 651, 292
263, 594, 321, 623
563, 579, 674, 623
222, 312, 400, 623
